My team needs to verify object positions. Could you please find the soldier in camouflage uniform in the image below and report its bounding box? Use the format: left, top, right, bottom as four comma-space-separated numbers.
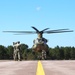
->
13, 41, 21, 61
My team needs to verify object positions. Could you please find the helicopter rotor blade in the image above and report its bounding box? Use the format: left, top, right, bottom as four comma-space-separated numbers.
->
13, 33, 35, 35
31, 26, 39, 32
3, 28, 73, 34
46, 29, 69, 32
41, 28, 49, 32
45, 30, 73, 34
3, 31, 36, 34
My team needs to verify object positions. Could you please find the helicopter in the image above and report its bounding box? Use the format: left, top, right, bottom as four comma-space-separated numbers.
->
3, 26, 73, 59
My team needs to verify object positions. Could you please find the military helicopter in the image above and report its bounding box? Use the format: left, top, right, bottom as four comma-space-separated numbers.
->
3, 26, 73, 59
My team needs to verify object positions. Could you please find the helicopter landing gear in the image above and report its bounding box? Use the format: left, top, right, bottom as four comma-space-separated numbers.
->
32, 49, 47, 60
41, 50, 46, 60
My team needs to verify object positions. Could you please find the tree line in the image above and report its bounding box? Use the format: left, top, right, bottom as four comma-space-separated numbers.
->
0, 44, 75, 60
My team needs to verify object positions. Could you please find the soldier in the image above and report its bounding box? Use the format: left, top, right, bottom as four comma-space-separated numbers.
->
13, 41, 21, 61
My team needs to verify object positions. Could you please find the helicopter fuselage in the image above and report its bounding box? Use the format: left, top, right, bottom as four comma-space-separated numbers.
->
32, 43, 49, 52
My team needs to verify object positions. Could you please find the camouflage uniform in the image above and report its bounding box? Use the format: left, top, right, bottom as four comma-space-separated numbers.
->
13, 41, 21, 61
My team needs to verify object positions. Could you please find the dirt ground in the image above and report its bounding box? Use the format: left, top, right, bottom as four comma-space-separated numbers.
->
0, 60, 75, 75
